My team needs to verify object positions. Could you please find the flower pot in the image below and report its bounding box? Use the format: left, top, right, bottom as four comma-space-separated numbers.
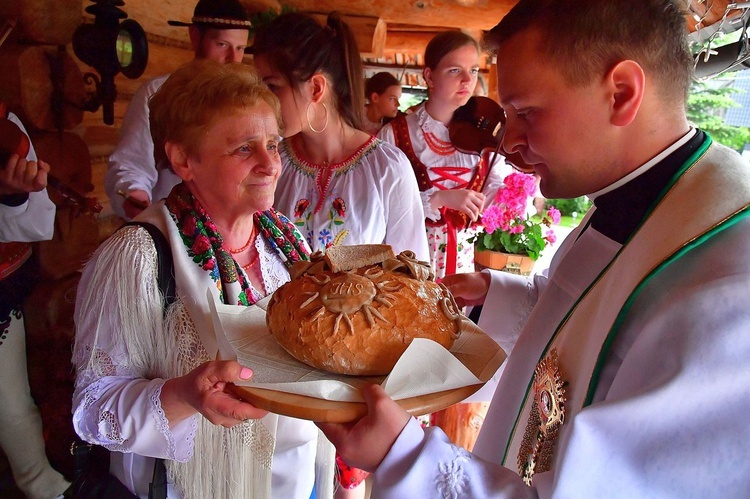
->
474, 248, 534, 275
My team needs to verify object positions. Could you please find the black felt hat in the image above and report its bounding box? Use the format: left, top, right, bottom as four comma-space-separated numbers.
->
168, 0, 252, 30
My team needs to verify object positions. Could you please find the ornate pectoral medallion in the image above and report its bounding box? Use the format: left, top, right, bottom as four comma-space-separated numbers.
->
518, 348, 567, 485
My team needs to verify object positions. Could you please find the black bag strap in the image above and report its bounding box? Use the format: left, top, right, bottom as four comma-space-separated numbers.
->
124, 221, 174, 499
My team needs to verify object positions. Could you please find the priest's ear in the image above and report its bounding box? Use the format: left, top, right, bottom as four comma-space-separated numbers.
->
607, 60, 644, 127
165, 142, 193, 181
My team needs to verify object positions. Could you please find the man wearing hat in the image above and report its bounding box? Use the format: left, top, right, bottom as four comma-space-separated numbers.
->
105, 0, 252, 220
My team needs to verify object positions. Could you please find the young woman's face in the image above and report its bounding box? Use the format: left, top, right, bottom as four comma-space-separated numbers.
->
253, 54, 304, 137
424, 44, 480, 110
372, 85, 402, 119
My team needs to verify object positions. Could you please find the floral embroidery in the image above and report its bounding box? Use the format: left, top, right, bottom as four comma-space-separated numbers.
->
318, 228, 332, 247
281, 137, 378, 250
436, 447, 471, 499
166, 184, 308, 305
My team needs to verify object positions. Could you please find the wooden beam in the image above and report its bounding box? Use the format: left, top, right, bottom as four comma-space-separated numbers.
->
289, 0, 515, 31
308, 13, 387, 57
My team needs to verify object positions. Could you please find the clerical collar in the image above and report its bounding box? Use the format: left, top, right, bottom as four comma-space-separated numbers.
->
589, 128, 697, 200
588, 128, 704, 244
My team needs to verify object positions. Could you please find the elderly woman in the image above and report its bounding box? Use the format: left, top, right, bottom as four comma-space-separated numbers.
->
72, 60, 330, 498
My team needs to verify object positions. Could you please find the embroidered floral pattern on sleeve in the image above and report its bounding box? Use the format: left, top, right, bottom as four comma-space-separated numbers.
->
435, 446, 471, 499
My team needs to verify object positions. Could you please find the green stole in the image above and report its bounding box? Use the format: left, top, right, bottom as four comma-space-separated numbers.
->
505, 137, 750, 481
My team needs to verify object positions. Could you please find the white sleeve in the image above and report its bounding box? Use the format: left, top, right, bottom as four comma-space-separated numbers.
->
378, 123, 441, 222
378, 143, 430, 261
105, 78, 163, 219
72, 227, 196, 461
373, 418, 536, 499
0, 113, 55, 242
376, 122, 395, 144
375, 224, 750, 499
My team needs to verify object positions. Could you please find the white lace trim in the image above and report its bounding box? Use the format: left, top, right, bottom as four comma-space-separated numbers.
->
148, 381, 183, 460
421, 186, 442, 221
255, 235, 290, 295
416, 103, 449, 137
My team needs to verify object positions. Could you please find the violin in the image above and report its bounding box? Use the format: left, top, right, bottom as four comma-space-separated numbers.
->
448, 96, 534, 174
0, 116, 102, 214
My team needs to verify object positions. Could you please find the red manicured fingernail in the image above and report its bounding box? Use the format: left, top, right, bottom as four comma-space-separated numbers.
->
240, 367, 253, 379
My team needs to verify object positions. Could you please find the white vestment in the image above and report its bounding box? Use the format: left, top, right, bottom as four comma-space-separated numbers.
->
372, 135, 750, 498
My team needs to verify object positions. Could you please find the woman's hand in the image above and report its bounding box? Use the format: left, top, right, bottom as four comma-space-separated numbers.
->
317, 384, 411, 472
441, 271, 490, 308
0, 154, 49, 195
160, 360, 268, 428
431, 188, 486, 221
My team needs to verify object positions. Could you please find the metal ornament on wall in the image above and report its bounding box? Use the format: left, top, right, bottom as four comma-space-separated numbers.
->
72, 0, 148, 125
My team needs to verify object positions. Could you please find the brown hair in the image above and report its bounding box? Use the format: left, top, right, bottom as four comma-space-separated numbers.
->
149, 59, 281, 166
424, 31, 480, 70
251, 12, 364, 130
483, 0, 692, 104
365, 72, 401, 100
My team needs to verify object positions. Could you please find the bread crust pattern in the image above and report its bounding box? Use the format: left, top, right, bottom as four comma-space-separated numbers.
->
267, 246, 467, 375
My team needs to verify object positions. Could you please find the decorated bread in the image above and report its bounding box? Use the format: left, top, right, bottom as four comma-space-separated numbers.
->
266, 244, 470, 375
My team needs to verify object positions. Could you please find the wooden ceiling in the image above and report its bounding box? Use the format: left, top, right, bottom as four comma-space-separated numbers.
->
114, 0, 746, 83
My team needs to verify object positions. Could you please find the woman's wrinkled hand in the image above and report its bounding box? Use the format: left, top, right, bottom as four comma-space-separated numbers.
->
317, 384, 411, 472
441, 271, 490, 308
432, 188, 486, 221
160, 360, 268, 428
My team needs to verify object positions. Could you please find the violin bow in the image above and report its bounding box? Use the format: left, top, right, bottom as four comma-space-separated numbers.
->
0, 19, 15, 48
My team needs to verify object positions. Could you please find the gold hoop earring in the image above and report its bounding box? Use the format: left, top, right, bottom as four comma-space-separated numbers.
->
306, 102, 329, 133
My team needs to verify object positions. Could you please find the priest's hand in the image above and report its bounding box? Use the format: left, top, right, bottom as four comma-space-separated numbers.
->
317, 384, 411, 472
160, 360, 268, 428
441, 271, 491, 308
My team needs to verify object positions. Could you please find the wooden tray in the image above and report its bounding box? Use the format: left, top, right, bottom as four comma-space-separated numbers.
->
227, 382, 485, 423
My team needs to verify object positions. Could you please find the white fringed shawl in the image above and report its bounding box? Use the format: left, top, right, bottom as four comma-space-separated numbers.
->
73, 204, 333, 498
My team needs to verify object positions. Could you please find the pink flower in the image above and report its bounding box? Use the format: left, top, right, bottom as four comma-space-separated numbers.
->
481, 205, 504, 233
546, 207, 561, 225
545, 229, 557, 244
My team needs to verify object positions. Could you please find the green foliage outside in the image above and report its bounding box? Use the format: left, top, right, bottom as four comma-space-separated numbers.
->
687, 78, 750, 151
545, 197, 592, 217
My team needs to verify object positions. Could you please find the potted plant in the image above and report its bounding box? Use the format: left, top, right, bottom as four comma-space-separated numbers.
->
472, 172, 560, 275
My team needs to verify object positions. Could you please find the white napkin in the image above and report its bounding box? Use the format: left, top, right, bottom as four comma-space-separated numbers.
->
209, 291, 505, 402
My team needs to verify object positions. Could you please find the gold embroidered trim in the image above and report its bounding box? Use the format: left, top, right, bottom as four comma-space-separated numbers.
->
518, 348, 566, 485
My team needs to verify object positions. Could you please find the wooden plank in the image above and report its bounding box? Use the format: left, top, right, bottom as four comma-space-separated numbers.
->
284, 0, 516, 31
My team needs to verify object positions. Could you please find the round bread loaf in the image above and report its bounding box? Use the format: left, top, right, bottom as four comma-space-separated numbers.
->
266, 245, 468, 375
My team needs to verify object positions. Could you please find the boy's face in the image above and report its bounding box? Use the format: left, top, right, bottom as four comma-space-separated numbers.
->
193, 27, 248, 64
495, 28, 619, 199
